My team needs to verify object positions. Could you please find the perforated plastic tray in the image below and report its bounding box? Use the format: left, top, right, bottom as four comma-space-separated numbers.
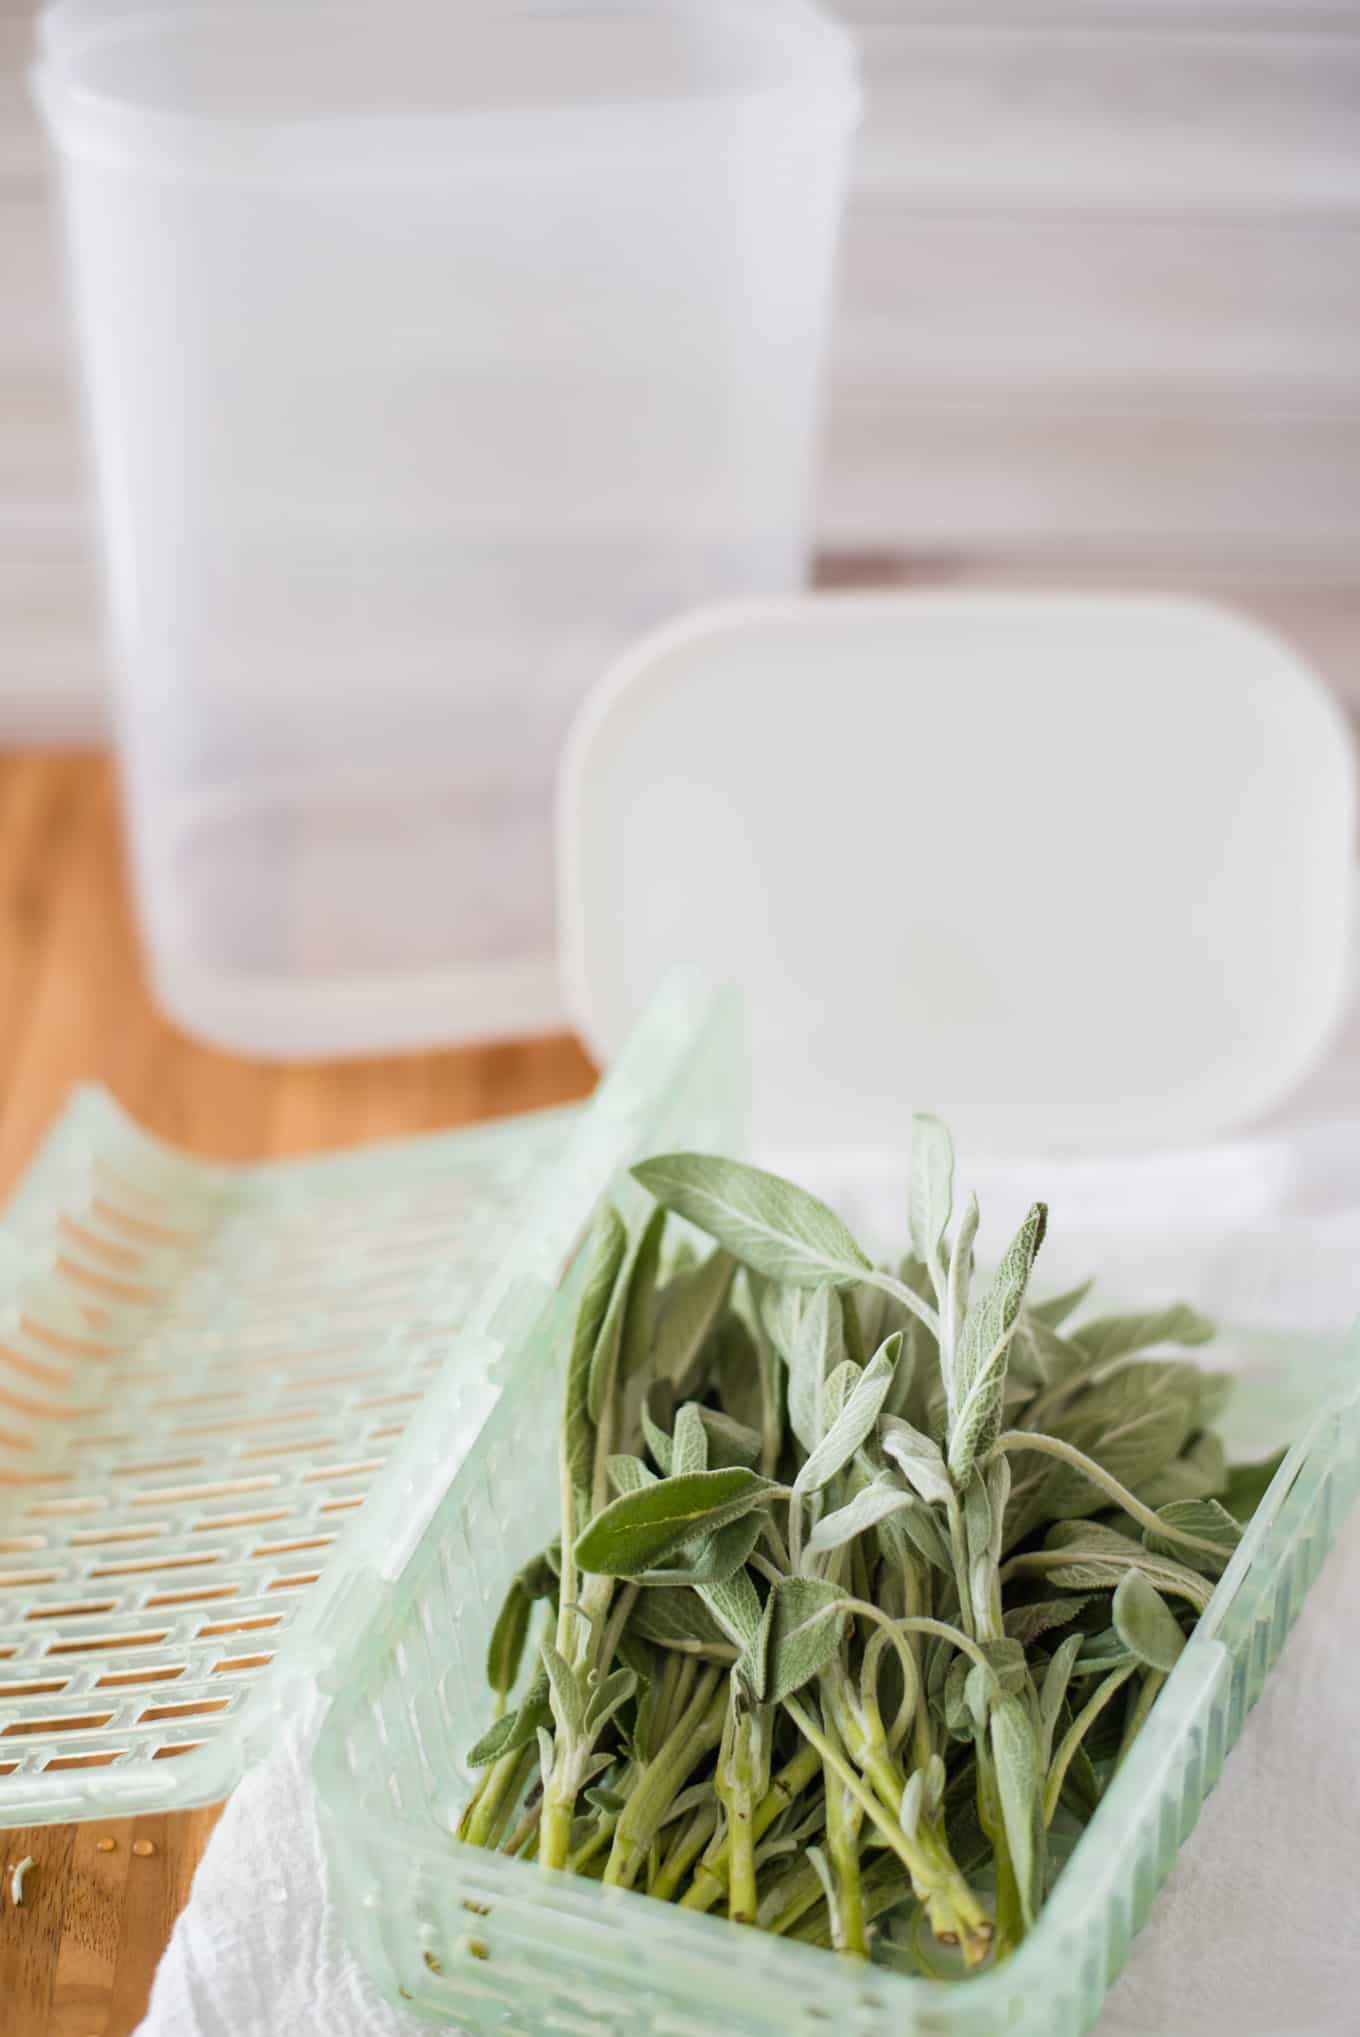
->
0, 976, 722, 1826
313, 980, 1360, 2037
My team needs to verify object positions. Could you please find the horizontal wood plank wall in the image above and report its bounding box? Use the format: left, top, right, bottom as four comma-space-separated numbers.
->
4, 2, 1359, 735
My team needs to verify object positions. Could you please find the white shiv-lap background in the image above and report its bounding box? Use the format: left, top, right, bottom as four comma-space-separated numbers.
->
137, 1080, 1360, 2037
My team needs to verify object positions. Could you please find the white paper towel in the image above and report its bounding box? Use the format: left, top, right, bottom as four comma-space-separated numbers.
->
137, 1117, 1360, 2037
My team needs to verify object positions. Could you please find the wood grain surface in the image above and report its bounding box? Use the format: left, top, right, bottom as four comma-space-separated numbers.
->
0, 749, 597, 2037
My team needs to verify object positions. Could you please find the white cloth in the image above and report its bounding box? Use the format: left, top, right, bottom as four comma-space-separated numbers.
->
137, 1113, 1360, 2037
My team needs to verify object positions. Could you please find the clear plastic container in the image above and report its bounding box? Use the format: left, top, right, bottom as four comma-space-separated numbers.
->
311, 972, 1360, 2035
32, 1, 858, 1056
0, 975, 731, 1825
309, 593, 1359, 2032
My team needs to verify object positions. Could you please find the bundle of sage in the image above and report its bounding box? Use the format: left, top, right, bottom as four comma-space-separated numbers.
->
456, 1122, 1280, 1973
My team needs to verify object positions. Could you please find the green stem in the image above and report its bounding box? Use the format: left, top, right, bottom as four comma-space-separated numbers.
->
822, 1712, 867, 1957
1043, 1663, 1139, 1827
538, 1785, 576, 1872
597, 1583, 638, 1677
988, 1431, 1241, 1561
463, 1743, 533, 1850
604, 1670, 725, 1890
1116, 1668, 1166, 1770
650, 1801, 719, 1904
1002, 1549, 1212, 1613
680, 1741, 821, 1913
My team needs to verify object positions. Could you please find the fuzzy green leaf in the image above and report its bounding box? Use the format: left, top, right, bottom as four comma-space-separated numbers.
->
628, 1588, 730, 1653
606, 1453, 657, 1497
485, 1576, 532, 1700
1221, 1449, 1288, 1522
564, 1205, 627, 1491
787, 1284, 845, 1455
879, 1412, 953, 1507
672, 1402, 709, 1477
1143, 1497, 1241, 1578
575, 1468, 772, 1579
540, 1641, 585, 1740
804, 1477, 922, 1559
1071, 1304, 1214, 1370
651, 1248, 738, 1399
948, 1202, 1047, 1481
633, 1154, 870, 1291
1027, 1279, 1094, 1331
764, 1577, 850, 1703
990, 1694, 1044, 1929
466, 1664, 550, 1767
641, 1511, 767, 1588
794, 1338, 900, 1497
1112, 1570, 1187, 1673
909, 1114, 954, 1273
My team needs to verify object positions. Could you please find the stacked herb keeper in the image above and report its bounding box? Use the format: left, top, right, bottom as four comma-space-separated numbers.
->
315, 593, 1360, 2032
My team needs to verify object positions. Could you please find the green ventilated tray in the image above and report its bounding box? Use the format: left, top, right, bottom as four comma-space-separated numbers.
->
311, 975, 1360, 2037
0, 976, 724, 1826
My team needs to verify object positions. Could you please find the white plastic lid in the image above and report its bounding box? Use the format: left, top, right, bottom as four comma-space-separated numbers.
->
34, 1, 858, 177
560, 592, 1357, 1160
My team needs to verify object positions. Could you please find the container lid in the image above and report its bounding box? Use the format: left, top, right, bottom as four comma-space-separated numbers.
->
560, 591, 1357, 1160
34, 1, 858, 178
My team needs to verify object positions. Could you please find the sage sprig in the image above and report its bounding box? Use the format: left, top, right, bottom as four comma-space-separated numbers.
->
457, 1119, 1276, 1977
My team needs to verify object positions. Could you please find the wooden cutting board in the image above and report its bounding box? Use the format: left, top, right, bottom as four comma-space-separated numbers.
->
0, 750, 596, 2037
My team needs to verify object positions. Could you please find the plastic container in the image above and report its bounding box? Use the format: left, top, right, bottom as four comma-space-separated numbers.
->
309, 592, 1360, 2033
0, 977, 728, 1824
32, 1, 858, 1057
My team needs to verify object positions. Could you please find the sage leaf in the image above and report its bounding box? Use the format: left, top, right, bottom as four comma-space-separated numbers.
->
1112, 1570, 1187, 1674
619, 1207, 667, 1385
1071, 1304, 1214, 1370
879, 1413, 953, 1507
878, 1496, 953, 1575
632, 1154, 870, 1291
486, 1576, 532, 1700
695, 1406, 762, 1469
787, 1284, 845, 1454
564, 1204, 626, 1490
607, 1453, 657, 1497
641, 1511, 766, 1588
732, 1582, 775, 1705
651, 1248, 738, 1398
909, 1113, 954, 1274
540, 1641, 585, 1740
575, 1467, 772, 1579
948, 1202, 1047, 1481
1143, 1497, 1241, 1578
1028, 1279, 1094, 1331
699, 1565, 765, 1654
627, 1588, 730, 1653
584, 1665, 638, 1737
1038, 1632, 1086, 1769
1222, 1448, 1288, 1522
672, 1402, 709, 1477
990, 1694, 1044, 1928
804, 1477, 922, 1559
945, 1195, 980, 1394
1038, 1521, 1212, 1611
764, 1577, 850, 1703
589, 1207, 664, 1422
642, 1387, 675, 1475
1002, 1595, 1096, 1645
466, 1662, 550, 1767
793, 1338, 899, 1497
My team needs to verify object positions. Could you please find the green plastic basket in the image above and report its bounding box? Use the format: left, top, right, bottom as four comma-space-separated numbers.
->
0, 974, 725, 1827
313, 977, 1360, 2036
